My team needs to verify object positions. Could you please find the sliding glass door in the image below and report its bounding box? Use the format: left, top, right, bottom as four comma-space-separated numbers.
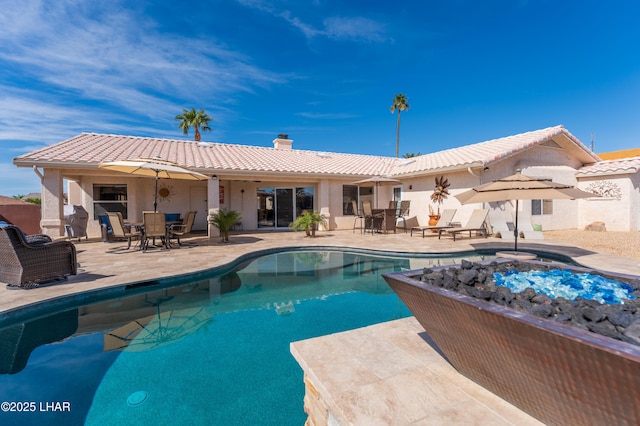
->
257, 186, 314, 229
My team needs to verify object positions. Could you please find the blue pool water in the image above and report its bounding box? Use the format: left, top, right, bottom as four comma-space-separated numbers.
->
0, 250, 492, 426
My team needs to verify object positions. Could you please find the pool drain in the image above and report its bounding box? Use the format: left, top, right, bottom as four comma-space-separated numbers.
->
127, 391, 148, 407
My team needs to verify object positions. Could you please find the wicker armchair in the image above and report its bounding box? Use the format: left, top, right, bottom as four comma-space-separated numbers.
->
0, 225, 77, 288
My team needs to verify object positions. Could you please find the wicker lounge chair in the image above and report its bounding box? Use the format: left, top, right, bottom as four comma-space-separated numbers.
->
410, 209, 457, 237
438, 209, 490, 241
0, 225, 77, 288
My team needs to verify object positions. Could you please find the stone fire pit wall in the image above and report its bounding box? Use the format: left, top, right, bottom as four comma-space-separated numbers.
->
383, 259, 640, 426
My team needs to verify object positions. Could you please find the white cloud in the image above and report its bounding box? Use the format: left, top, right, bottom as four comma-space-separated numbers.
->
0, 0, 288, 143
323, 17, 387, 42
235, 0, 387, 43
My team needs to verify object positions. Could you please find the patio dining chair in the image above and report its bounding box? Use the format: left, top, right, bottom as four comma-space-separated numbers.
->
396, 200, 411, 233
168, 211, 197, 246
351, 201, 365, 234
107, 212, 141, 250
142, 211, 168, 251
362, 201, 383, 234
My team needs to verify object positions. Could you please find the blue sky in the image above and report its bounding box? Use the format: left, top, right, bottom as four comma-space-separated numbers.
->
1, 0, 639, 196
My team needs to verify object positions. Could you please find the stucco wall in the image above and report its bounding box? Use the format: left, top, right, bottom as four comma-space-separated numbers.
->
40, 138, 640, 236
72, 176, 210, 238
577, 175, 637, 232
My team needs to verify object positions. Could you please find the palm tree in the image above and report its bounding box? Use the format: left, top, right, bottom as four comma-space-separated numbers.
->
209, 209, 242, 242
175, 108, 213, 141
390, 94, 410, 158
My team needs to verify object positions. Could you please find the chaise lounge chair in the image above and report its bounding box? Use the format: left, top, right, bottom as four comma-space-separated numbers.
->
438, 209, 490, 241
410, 209, 457, 237
0, 225, 77, 288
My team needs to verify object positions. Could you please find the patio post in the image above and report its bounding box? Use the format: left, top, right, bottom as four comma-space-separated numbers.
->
207, 176, 220, 240
39, 168, 65, 237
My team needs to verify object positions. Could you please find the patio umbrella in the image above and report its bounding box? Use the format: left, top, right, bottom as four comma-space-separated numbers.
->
103, 306, 211, 352
352, 176, 400, 208
455, 171, 596, 251
98, 158, 208, 211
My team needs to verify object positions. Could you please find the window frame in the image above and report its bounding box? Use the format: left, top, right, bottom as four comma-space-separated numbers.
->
93, 184, 128, 220
531, 199, 553, 216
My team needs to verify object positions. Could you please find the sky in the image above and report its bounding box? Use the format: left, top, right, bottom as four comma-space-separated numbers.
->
1, 0, 639, 197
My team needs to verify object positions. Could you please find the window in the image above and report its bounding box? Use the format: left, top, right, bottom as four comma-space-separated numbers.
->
93, 184, 128, 220
343, 185, 358, 215
531, 199, 553, 215
393, 187, 402, 202
343, 185, 375, 214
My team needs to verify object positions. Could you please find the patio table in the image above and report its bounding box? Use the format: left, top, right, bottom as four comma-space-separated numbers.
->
370, 209, 397, 234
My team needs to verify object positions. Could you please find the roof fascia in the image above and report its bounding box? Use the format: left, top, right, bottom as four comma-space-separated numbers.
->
390, 162, 485, 178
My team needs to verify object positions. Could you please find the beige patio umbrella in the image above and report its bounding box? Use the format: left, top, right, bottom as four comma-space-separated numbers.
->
455, 171, 596, 251
352, 176, 400, 208
98, 158, 208, 211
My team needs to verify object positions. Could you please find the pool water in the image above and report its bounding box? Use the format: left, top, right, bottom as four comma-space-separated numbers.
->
0, 250, 489, 425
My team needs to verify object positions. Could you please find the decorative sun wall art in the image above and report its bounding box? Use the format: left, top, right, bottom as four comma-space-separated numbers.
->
158, 184, 175, 203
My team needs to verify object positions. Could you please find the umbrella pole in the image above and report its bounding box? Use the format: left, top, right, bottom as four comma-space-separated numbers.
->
153, 171, 159, 212
514, 199, 519, 252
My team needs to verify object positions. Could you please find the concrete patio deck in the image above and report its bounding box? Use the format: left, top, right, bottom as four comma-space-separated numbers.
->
2, 229, 639, 425
2, 229, 639, 316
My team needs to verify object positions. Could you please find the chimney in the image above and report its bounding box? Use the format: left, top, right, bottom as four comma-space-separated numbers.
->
273, 134, 293, 150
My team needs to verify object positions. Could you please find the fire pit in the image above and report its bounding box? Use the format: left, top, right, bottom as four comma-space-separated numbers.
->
383, 259, 640, 426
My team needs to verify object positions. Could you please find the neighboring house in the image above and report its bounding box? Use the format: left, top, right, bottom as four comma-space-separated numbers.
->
12, 125, 636, 239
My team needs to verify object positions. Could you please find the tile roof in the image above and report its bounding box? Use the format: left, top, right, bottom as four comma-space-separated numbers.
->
576, 156, 640, 177
13, 125, 600, 179
391, 125, 598, 177
14, 133, 397, 178
597, 148, 640, 161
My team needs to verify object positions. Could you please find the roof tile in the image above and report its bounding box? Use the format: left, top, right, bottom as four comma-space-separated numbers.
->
14, 126, 600, 178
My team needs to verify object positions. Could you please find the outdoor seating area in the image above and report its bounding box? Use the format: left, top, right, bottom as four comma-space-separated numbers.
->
438, 209, 490, 241
0, 225, 77, 288
411, 208, 457, 237
360, 201, 398, 234
103, 211, 193, 252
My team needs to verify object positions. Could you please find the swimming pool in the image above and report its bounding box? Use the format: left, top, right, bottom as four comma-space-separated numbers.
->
0, 249, 505, 425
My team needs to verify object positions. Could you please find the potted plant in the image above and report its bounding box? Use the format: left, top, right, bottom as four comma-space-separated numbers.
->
289, 211, 328, 237
209, 209, 242, 243
429, 175, 450, 225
